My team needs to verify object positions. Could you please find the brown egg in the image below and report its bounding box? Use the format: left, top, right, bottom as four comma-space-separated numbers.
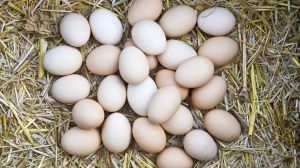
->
183, 129, 217, 161
155, 69, 188, 100
147, 55, 158, 70
197, 36, 238, 67
148, 86, 181, 124
51, 74, 90, 104
132, 117, 166, 153
86, 45, 121, 75
61, 127, 101, 156
156, 147, 193, 168
192, 76, 227, 110
161, 105, 194, 135
72, 99, 104, 129
124, 39, 136, 48
175, 57, 214, 88
204, 109, 241, 142
128, 0, 163, 25
159, 5, 197, 37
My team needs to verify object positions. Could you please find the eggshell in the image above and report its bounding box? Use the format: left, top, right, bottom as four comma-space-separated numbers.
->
161, 105, 193, 135
97, 75, 126, 112
204, 109, 241, 142
197, 36, 239, 66
159, 5, 197, 37
101, 113, 131, 153
124, 39, 136, 48
128, 0, 163, 25
132, 20, 167, 55
156, 147, 193, 168
147, 55, 158, 70
132, 117, 166, 153
51, 74, 90, 104
148, 86, 181, 124
43, 45, 82, 76
72, 99, 104, 129
89, 9, 123, 44
197, 7, 236, 36
155, 69, 188, 100
119, 46, 149, 84
175, 57, 214, 88
192, 76, 226, 110
183, 129, 217, 161
59, 13, 90, 47
127, 77, 157, 116
86, 45, 121, 75
61, 127, 101, 156
158, 40, 197, 70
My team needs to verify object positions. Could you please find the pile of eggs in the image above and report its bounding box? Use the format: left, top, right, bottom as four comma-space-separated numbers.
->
43, 0, 242, 167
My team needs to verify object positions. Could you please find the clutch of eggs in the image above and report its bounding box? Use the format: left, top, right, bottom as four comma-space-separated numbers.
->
43, 1, 242, 167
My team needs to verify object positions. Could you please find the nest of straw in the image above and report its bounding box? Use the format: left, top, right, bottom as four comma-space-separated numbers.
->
0, 0, 299, 167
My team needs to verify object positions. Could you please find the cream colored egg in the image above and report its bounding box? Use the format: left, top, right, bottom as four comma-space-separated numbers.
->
101, 113, 131, 153
51, 74, 90, 104
132, 117, 166, 153
119, 46, 149, 84
161, 105, 193, 135
155, 69, 188, 100
60, 13, 90, 47
197, 7, 236, 36
198, 36, 239, 66
128, 0, 163, 25
159, 5, 197, 37
97, 75, 126, 112
43, 45, 82, 76
124, 39, 136, 47
147, 55, 158, 70
86, 45, 121, 75
148, 86, 181, 124
158, 40, 197, 70
175, 57, 214, 88
156, 147, 193, 168
132, 20, 166, 55
192, 76, 227, 110
204, 109, 241, 142
127, 77, 157, 116
72, 99, 104, 129
89, 9, 123, 45
61, 127, 101, 156
183, 129, 217, 161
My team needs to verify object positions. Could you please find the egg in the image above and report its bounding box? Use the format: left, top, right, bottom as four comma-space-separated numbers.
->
204, 109, 241, 142
101, 113, 131, 153
97, 75, 126, 112
43, 45, 82, 76
156, 147, 193, 168
124, 39, 135, 48
132, 20, 167, 55
51, 74, 90, 104
89, 9, 123, 45
147, 55, 158, 70
119, 46, 149, 84
86, 45, 121, 75
161, 105, 193, 135
155, 69, 188, 100
175, 57, 214, 88
132, 117, 166, 153
159, 5, 197, 37
59, 13, 90, 47
192, 76, 227, 110
183, 129, 217, 161
198, 36, 239, 66
127, 0, 163, 25
158, 40, 197, 70
72, 99, 104, 129
148, 86, 181, 124
197, 7, 236, 36
127, 77, 157, 116
61, 127, 101, 156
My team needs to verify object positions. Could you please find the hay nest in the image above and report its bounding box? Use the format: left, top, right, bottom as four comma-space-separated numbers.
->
0, 0, 299, 167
